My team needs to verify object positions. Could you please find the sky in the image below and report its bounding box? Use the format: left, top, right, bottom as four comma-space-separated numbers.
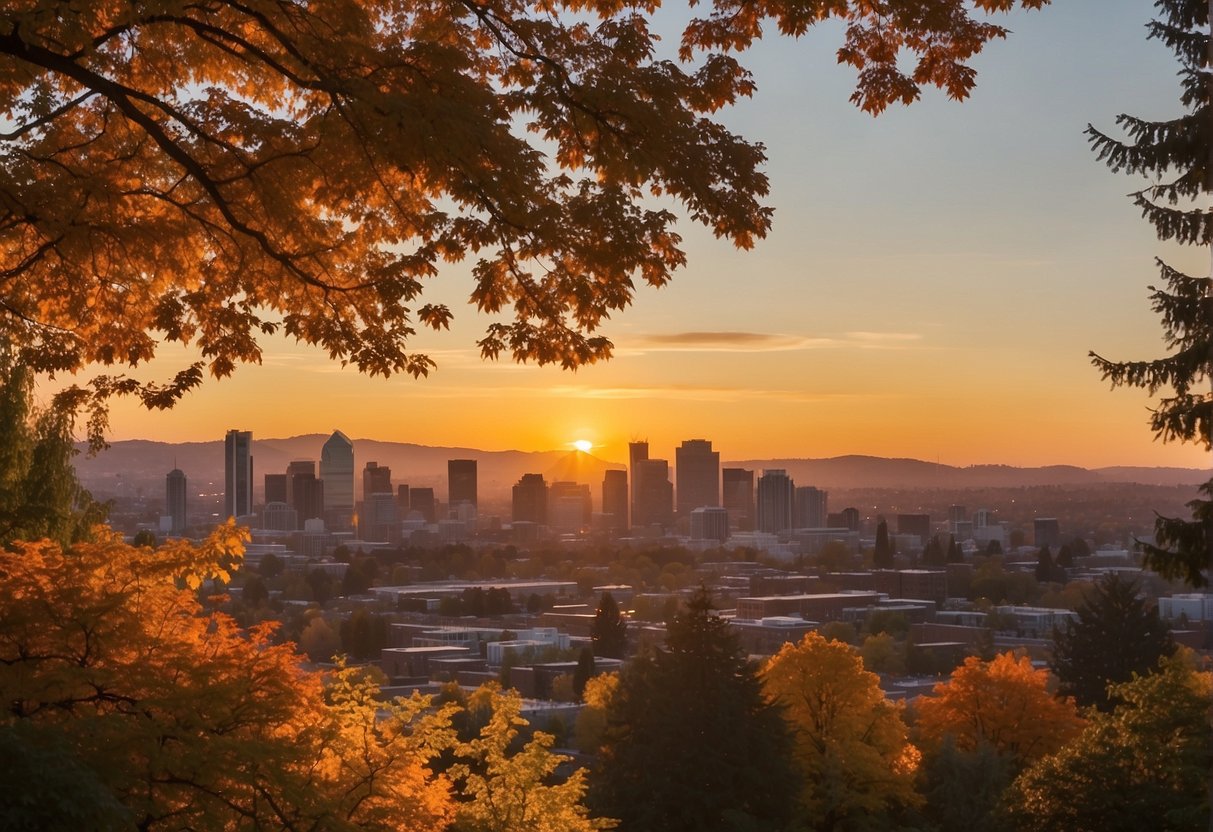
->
50, 1, 1213, 471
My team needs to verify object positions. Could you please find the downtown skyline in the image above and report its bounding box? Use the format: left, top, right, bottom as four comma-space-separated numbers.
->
36, 1, 1213, 471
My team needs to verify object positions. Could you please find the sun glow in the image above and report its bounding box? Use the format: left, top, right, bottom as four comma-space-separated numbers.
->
573, 439, 593, 453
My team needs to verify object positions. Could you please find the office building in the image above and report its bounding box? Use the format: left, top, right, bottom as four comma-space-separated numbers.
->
320, 430, 355, 530
722, 468, 755, 531
363, 492, 400, 543
830, 507, 861, 532
410, 487, 436, 523
1034, 517, 1061, 549
675, 439, 720, 515
285, 460, 315, 504
513, 473, 548, 525
224, 430, 253, 519
602, 469, 628, 530
396, 484, 411, 515
264, 473, 287, 505
165, 468, 187, 535
633, 458, 674, 529
291, 474, 324, 526
897, 514, 931, 546
795, 486, 828, 528
628, 440, 648, 524
262, 501, 298, 532
363, 461, 392, 498
756, 469, 795, 533
548, 481, 592, 531
448, 459, 477, 507
690, 506, 729, 542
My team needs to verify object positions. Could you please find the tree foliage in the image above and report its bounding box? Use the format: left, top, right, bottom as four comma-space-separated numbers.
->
589, 587, 796, 831
0, 524, 456, 831
1006, 653, 1213, 832
1049, 573, 1175, 711
763, 631, 920, 831
873, 517, 894, 569
0, 0, 1046, 437
1086, 0, 1212, 586
914, 652, 1084, 771
591, 591, 628, 659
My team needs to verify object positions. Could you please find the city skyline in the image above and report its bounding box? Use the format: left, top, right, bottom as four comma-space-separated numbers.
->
36, 1, 1212, 472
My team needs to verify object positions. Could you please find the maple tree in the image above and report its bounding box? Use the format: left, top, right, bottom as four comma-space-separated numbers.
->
913, 652, 1083, 770
0, 0, 1047, 436
762, 631, 920, 831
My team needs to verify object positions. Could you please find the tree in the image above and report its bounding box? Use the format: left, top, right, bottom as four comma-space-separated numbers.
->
589, 587, 797, 831
946, 535, 964, 564
914, 652, 1084, 771
1050, 573, 1175, 711
574, 672, 619, 755
860, 632, 906, 676
1087, 0, 1212, 587
873, 517, 894, 569
1033, 545, 1055, 583
590, 591, 628, 659
573, 645, 596, 700
922, 535, 947, 567
449, 685, 611, 832
0, 2, 1047, 438
917, 737, 1015, 832
1005, 653, 1213, 832
0, 525, 456, 831
763, 632, 921, 830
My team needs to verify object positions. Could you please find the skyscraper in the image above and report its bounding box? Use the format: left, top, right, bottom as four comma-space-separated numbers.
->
165, 468, 187, 535
756, 469, 795, 533
363, 461, 392, 498
291, 474, 324, 526
722, 468, 755, 531
628, 441, 648, 527
675, 439, 720, 515
795, 486, 828, 528
548, 481, 592, 531
285, 459, 315, 504
633, 458, 674, 529
264, 473, 288, 505
448, 459, 477, 507
512, 473, 548, 524
320, 430, 354, 530
224, 430, 253, 519
602, 469, 628, 531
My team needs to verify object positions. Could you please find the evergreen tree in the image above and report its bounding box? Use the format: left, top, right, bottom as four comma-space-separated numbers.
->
589, 587, 796, 831
922, 535, 947, 567
590, 592, 628, 659
573, 645, 596, 700
946, 535, 964, 564
1087, 0, 1212, 587
1034, 546, 1055, 583
1050, 574, 1175, 711
873, 517, 895, 569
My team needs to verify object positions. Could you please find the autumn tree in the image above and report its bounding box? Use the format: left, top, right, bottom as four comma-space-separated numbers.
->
449, 685, 613, 832
873, 517, 894, 569
591, 591, 628, 659
0, 1, 1048, 437
1087, 0, 1212, 586
1005, 653, 1213, 832
763, 632, 920, 831
914, 652, 1084, 771
0, 524, 456, 831
589, 587, 796, 831
1050, 573, 1175, 711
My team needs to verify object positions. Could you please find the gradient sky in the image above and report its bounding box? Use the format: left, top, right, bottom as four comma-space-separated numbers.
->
48, 1, 1213, 470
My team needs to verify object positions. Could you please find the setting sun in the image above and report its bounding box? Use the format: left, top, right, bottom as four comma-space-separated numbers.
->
573, 439, 593, 453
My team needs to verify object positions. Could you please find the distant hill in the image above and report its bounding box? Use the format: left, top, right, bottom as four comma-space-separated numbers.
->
74, 439, 1206, 501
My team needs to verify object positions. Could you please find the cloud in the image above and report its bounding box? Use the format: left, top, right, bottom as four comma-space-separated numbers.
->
545, 384, 893, 404
628, 331, 838, 353
843, 331, 924, 349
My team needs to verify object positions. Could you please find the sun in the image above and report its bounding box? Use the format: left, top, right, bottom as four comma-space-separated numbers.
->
573, 439, 593, 453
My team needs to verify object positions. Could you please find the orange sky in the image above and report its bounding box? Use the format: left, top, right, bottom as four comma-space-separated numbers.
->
36, 3, 1213, 472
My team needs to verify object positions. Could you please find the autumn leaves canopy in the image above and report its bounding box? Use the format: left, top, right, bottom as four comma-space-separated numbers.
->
0, 0, 1046, 431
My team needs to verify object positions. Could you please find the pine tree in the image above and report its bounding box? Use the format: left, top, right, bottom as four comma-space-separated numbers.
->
1050, 574, 1175, 711
874, 517, 895, 569
589, 587, 796, 831
590, 592, 628, 660
1087, 0, 1212, 587
1034, 546, 1055, 583
947, 535, 964, 564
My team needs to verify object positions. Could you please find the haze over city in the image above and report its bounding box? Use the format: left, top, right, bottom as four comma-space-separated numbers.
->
38, 0, 1211, 473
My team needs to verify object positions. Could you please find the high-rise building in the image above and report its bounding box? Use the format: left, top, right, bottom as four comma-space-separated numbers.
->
833, 507, 861, 532
795, 486, 828, 528
165, 468, 187, 535
675, 439, 720, 515
690, 506, 730, 542
224, 430, 253, 519
396, 484, 411, 515
410, 487, 436, 523
633, 458, 674, 529
320, 430, 354, 530
285, 459, 315, 505
756, 469, 795, 533
602, 469, 628, 530
448, 459, 477, 507
291, 474, 324, 525
548, 481, 592, 531
512, 473, 548, 524
363, 461, 392, 498
628, 441, 648, 525
363, 492, 400, 543
722, 468, 755, 531
1034, 517, 1061, 548
264, 473, 288, 505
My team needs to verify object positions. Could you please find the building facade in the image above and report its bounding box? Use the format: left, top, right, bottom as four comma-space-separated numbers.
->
675, 439, 720, 515
224, 430, 253, 519
320, 430, 355, 530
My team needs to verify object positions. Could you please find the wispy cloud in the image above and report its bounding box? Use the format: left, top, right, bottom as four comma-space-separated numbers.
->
545, 384, 894, 404
623, 330, 925, 354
